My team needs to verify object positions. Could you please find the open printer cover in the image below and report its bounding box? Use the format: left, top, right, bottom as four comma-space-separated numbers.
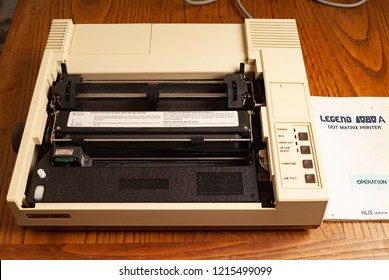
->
7, 19, 328, 229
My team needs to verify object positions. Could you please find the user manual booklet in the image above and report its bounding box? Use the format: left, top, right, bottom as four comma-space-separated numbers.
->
311, 96, 389, 220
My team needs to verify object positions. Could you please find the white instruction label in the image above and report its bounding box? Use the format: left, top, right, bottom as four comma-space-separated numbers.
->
67, 111, 239, 128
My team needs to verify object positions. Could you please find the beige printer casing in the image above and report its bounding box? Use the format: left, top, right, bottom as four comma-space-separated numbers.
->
7, 19, 328, 228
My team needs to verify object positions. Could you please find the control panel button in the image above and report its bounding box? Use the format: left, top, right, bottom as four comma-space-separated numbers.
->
300, 146, 311, 154
298, 132, 309, 141
305, 174, 316, 183
303, 160, 313, 168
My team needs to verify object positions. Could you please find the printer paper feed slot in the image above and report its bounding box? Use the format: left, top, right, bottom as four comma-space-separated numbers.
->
52, 110, 252, 163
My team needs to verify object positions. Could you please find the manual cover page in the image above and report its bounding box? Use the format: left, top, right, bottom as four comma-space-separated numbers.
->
311, 97, 389, 220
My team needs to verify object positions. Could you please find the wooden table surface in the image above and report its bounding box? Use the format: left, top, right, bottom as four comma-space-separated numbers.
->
0, 0, 388, 260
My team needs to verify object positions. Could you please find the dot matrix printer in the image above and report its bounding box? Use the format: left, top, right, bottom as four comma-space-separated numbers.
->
7, 19, 328, 229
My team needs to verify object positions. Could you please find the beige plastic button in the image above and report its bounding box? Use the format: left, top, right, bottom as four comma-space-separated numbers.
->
34, 185, 45, 201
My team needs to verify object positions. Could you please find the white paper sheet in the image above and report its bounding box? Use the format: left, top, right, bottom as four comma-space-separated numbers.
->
311, 97, 389, 220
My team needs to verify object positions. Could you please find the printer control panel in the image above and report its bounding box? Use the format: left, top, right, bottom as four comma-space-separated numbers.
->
275, 123, 319, 189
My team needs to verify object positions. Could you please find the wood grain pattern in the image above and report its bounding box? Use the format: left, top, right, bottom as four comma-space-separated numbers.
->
0, 0, 388, 259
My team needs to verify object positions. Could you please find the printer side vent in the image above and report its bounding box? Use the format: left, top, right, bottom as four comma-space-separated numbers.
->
245, 19, 301, 50
45, 19, 74, 51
